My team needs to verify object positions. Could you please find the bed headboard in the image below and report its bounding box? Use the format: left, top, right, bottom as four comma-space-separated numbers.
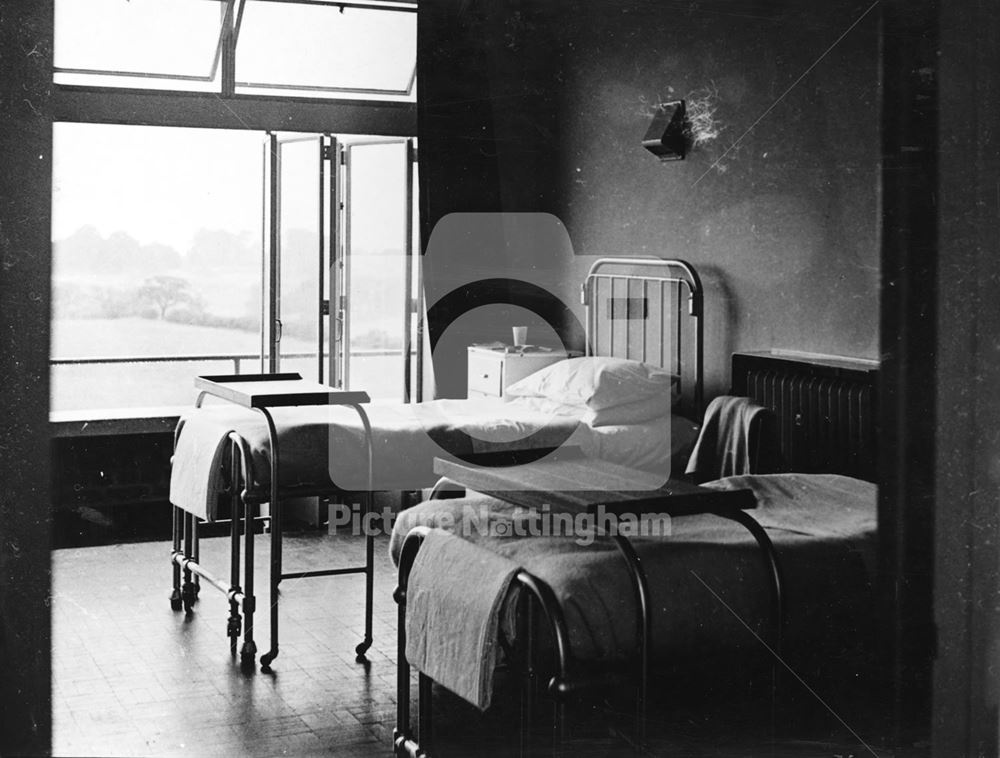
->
731, 351, 879, 482
582, 258, 703, 418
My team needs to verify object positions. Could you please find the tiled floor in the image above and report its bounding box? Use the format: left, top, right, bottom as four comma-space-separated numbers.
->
52, 531, 920, 757
53, 532, 401, 757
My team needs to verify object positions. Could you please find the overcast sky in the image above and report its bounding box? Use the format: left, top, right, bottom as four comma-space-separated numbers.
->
52, 123, 410, 255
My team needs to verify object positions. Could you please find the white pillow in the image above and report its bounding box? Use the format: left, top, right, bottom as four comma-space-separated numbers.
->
505, 356, 677, 411
586, 394, 674, 426
505, 393, 671, 427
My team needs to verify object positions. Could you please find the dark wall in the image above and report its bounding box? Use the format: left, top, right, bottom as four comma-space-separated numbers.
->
932, 0, 1000, 750
418, 0, 566, 396
418, 0, 881, 396
0, 3, 53, 754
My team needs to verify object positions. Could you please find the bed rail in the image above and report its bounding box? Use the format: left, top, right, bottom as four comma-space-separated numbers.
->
393, 526, 576, 758
582, 257, 704, 415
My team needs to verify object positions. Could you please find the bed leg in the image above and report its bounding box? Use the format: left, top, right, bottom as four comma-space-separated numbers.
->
610, 535, 650, 748
181, 513, 197, 613
170, 505, 183, 611
519, 594, 537, 758
517, 572, 573, 758
552, 699, 567, 758
228, 445, 242, 659
259, 408, 281, 669
394, 587, 414, 756
191, 516, 201, 599
718, 510, 784, 650
356, 495, 375, 660
241, 489, 257, 667
418, 672, 433, 751
394, 529, 428, 758
354, 403, 375, 661
717, 509, 785, 736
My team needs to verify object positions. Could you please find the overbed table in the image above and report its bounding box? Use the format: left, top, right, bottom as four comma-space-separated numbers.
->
170, 373, 373, 669
431, 451, 783, 746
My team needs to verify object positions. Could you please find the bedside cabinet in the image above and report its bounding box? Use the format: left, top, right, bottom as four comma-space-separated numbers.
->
467, 346, 571, 398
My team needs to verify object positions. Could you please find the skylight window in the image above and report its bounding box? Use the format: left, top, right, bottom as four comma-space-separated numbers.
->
54, 0, 228, 91
235, 1, 416, 98
53, 0, 417, 101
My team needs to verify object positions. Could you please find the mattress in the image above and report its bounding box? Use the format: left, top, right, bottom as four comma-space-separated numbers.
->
390, 473, 877, 663
169, 396, 699, 517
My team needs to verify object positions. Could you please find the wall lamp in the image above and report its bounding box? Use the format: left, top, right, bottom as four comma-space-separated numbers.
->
642, 100, 686, 162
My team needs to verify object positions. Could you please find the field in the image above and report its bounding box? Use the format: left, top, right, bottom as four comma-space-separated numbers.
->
51, 318, 406, 411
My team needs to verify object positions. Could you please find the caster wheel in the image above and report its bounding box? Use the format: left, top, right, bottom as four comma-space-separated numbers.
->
240, 641, 257, 667
355, 637, 372, 661
169, 592, 183, 611
181, 582, 197, 613
259, 652, 275, 669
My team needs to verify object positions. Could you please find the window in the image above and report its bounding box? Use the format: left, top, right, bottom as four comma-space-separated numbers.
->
53, 0, 417, 101
236, 1, 417, 99
50, 1, 419, 416
54, 0, 229, 92
50, 124, 265, 412
50, 124, 419, 412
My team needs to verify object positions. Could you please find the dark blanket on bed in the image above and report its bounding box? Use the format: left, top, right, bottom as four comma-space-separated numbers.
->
390, 473, 876, 664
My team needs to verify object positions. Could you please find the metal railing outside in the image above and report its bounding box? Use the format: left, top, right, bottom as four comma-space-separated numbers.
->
50, 349, 407, 375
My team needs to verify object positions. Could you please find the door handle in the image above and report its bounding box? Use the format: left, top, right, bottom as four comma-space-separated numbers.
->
334, 310, 344, 343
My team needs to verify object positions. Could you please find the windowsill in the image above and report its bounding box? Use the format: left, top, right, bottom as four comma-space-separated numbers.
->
50, 406, 185, 438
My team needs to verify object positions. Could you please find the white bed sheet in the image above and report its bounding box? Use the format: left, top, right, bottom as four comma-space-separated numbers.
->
169, 396, 698, 519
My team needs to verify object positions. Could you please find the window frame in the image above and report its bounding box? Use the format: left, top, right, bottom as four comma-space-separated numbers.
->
53, 0, 231, 89
52, 0, 418, 101
49, 0, 417, 427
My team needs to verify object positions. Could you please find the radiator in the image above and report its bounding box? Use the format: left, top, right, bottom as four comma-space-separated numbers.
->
731, 352, 879, 482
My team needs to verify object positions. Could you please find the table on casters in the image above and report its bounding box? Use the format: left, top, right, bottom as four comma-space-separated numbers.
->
169, 372, 374, 669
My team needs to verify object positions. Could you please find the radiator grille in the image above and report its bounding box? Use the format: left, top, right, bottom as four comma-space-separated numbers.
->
731, 353, 878, 482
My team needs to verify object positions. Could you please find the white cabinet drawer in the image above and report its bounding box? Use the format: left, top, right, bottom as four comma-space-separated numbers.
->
501, 352, 566, 387
467, 350, 504, 397
467, 346, 572, 398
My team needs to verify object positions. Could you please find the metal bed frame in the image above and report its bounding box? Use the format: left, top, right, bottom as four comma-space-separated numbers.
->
582, 256, 704, 416
393, 471, 784, 757
392, 258, 786, 756
169, 376, 375, 669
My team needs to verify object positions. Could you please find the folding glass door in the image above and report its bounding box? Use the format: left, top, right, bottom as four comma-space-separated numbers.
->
262, 134, 418, 399
335, 138, 419, 401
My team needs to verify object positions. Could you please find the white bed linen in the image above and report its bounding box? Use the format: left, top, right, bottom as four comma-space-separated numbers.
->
169, 396, 698, 519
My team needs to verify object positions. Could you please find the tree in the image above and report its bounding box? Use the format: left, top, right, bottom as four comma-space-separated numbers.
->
138, 275, 195, 319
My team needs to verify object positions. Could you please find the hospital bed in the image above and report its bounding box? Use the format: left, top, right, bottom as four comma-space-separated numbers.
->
389, 349, 879, 757
168, 257, 706, 670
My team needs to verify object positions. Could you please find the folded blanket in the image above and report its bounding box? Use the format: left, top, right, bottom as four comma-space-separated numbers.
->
685, 395, 772, 481
169, 413, 238, 521
405, 528, 520, 710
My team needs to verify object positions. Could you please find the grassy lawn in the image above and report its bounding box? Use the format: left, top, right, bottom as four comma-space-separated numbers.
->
51, 316, 313, 358
50, 317, 406, 411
